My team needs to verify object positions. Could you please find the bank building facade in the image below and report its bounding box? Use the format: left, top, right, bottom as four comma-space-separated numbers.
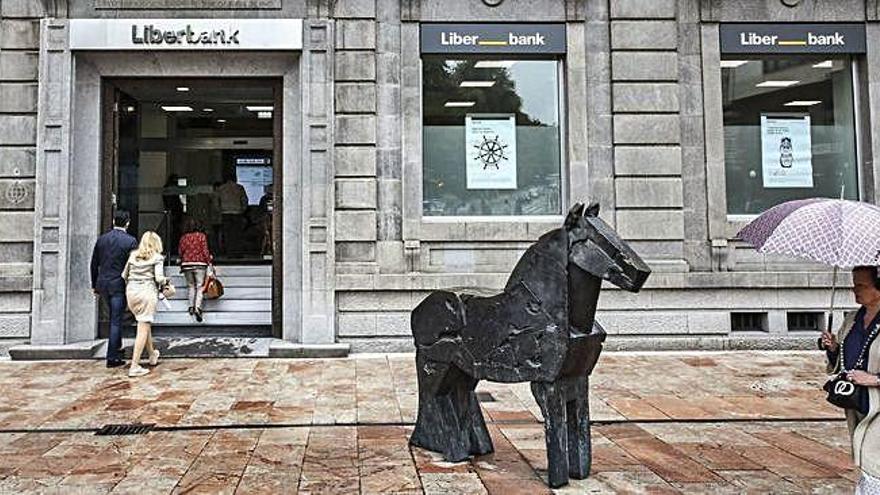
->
1, 0, 879, 358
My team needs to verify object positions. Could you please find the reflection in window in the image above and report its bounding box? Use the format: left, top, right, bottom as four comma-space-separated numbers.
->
422, 57, 562, 216
721, 56, 859, 215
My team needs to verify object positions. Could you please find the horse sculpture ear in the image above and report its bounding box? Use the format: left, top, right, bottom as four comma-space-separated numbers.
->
564, 203, 585, 229
585, 202, 600, 217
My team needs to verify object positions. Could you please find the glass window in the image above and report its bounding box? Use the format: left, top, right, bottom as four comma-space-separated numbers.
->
422, 57, 562, 216
721, 56, 859, 215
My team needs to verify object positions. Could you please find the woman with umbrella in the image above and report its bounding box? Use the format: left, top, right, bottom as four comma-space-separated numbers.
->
739, 198, 880, 494
821, 266, 880, 494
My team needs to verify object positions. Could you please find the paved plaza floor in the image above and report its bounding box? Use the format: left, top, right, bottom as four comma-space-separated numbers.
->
0, 351, 859, 493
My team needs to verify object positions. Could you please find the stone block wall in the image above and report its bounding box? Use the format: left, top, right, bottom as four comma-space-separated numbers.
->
0, 0, 42, 354
609, 1, 686, 259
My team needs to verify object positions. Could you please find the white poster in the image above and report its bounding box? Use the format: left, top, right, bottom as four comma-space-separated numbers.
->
761, 115, 814, 188
465, 115, 517, 190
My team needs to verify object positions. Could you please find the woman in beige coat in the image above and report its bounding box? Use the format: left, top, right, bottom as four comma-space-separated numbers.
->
822, 266, 880, 493
122, 231, 167, 378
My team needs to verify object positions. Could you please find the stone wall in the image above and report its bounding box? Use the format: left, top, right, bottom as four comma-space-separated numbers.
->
0, 0, 42, 355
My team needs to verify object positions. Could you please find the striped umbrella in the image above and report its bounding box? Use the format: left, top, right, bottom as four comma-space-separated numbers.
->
738, 198, 880, 335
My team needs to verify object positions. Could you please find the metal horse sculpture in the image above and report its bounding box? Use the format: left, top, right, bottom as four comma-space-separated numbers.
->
409, 202, 651, 488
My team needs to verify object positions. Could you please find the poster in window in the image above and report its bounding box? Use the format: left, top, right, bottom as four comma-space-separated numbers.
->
465, 115, 517, 190
760, 115, 814, 188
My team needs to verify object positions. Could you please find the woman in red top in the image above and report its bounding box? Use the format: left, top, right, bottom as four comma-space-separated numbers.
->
178, 217, 213, 322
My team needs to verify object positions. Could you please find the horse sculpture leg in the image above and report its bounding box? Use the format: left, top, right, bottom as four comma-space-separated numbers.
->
411, 350, 493, 461
531, 381, 570, 488
566, 376, 591, 479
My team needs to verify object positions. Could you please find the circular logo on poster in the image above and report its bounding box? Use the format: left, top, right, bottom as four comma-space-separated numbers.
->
781, 0, 802, 7
482, 0, 504, 6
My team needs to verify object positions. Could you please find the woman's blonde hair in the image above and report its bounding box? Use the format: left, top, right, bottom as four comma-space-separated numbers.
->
134, 231, 163, 261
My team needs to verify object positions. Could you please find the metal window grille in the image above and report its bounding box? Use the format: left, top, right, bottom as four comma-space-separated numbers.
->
787, 312, 822, 332
731, 312, 767, 332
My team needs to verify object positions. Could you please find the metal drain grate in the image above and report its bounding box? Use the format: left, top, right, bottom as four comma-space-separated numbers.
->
95, 423, 156, 436
476, 392, 496, 403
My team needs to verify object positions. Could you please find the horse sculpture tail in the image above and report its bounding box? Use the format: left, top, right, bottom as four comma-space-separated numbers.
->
411, 290, 465, 347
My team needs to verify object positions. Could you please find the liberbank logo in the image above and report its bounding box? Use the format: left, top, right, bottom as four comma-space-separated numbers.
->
739, 31, 845, 48
720, 23, 865, 54
131, 24, 240, 46
68, 19, 303, 51
421, 23, 566, 54
440, 31, 546, 47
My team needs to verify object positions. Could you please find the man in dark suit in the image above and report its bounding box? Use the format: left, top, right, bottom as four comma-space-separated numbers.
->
91, 210, 138, 368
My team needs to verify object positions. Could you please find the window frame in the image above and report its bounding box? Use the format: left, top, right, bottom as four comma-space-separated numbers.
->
702, 23, 870, 241
401, 23, 587, 244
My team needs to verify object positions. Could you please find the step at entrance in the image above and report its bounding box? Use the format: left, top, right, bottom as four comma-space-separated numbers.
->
154, 264, 272, 327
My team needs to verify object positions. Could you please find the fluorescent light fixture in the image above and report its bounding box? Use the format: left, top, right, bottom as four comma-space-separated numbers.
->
460, 81, 496, 88
202, 108, 214, 112
246, 105, 274, 112
755, 80, 800, 88
217, 118, 227, 123
720, 60, 749, 68
444, 101, 476, 108
784, 100, 822, 106
160, 105, 193, 112
474, 60, 515, 69
176, 86, 190, 92
813, 60, 834, 68
257, 111, 273, 119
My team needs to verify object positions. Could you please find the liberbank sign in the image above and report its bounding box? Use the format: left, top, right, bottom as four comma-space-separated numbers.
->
421, 24, 566, 54
720, 23, 865, 54
69, 19, 302, 51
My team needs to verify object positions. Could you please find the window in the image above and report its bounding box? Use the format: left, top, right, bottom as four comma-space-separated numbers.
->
422, 57, 562, 217
721, 56, 859, 215
787, 311, 822, 332
731, 312, 768, 332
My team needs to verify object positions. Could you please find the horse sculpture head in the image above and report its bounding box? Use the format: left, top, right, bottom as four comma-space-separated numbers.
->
564, 202, 651, 292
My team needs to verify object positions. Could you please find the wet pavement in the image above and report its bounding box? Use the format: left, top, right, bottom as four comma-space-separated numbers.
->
0, 351, 858, 493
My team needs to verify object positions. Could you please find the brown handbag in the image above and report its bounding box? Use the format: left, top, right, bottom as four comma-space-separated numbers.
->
203, 266, 224, 300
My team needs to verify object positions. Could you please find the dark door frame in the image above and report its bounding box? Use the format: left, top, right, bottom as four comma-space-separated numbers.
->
98, 77, 284, 338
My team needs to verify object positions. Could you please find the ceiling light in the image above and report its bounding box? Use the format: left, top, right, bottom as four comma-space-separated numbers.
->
784, 100, 822, 106
246, 105, 274, 112
813, 60, 834, 68
202, 108, 214, 112
257, 111, 273, 119
460, 81, 496, 88
444, 101, 476, 107
755, 80, 800, 88
176, 86, 190, 92
474, 60, 515, 69
125, 106, 136, 112
160, 105, 193, 112
217, 119, 227, 123
720, 60, 749, 68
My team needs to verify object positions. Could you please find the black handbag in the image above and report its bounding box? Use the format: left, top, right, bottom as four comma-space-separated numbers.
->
824, 321, 880, 410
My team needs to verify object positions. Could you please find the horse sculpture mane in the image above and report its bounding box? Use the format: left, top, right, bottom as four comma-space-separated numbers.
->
409, 202, 651, 488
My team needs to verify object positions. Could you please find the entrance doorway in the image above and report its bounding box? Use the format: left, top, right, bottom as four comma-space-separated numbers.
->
101, 78, 281, 335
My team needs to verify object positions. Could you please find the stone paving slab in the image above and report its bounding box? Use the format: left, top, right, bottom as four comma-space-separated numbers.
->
0, 351, 840, 430
0, 351, 857, 493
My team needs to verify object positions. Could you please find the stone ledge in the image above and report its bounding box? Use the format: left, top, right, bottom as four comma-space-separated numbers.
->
336, 270, 847, 292
603, 335, 817, 352
268, 342, 350, 358
9, 340, 103, 360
